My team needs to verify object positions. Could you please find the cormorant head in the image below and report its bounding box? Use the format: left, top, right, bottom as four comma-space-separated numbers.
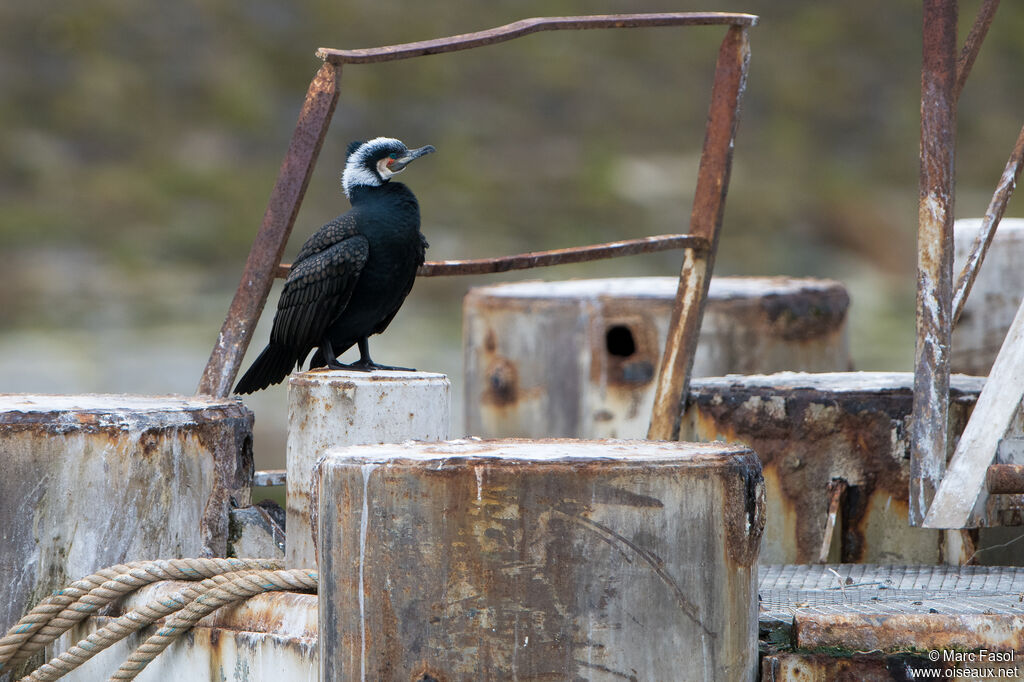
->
341, 137, 436, 198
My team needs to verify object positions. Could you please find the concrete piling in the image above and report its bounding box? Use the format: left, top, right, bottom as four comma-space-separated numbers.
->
0, 394, 253, 643
316, 438, 765, 681
678, 372, 994, 564
952, 217, 1024, 375
285, 370, 450, 568
464, 276, 850, 439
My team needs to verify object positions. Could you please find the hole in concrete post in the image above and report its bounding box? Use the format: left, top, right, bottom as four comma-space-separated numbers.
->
411, 666, 445, 682
606, 325, 636, 357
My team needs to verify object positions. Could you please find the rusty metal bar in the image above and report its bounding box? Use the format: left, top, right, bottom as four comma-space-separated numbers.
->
197, 63, 341, 398
954, 0, 1000, 101
316, 13, 757, 65
817, 479, 847, 564
952, 121, 1024, 326
647, 25, 750, 441
274, 233, 708, 279
911, 0, 958, 527
253, 469, 287, 487
419, 234, 708, 275
794, 612, 1024, 653
986, 464, 1024, 494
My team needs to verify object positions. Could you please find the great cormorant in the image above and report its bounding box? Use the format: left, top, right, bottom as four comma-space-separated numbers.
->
234, 137, 435, 394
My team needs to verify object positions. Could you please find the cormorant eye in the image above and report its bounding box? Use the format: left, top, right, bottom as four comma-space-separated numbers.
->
388, 152, 399, 159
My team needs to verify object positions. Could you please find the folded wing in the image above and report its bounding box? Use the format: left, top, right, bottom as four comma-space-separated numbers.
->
271, 226, 369, 353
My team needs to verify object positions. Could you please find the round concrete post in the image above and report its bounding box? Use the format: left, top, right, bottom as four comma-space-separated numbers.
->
316, 438, 765, 681
464, 276, 850, 439
953, 217, 1024, 375
285, 370, 450, 569
0, 394, 253, 655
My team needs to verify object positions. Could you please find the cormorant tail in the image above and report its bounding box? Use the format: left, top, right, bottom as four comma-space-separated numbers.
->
234, 344, 296, 394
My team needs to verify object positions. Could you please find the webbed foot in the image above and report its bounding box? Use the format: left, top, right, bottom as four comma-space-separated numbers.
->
343, 358, 415, 372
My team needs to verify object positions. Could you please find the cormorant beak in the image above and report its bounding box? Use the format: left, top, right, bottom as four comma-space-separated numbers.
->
389, 145, 436, 171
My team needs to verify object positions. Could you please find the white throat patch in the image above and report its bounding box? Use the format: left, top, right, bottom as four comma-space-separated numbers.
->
341, 136, 405, 198
341, 154, 381, 197
376, 157, 404, 183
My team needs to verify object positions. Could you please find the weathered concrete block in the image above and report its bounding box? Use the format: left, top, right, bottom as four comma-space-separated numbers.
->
680, 372, 988, 564
285, 370, 450, 569
317, 438, 765, 681
228, 503, 286, 560
953, 217, 1024, 375
0, 394, 252, 638
464, 276, 850, 439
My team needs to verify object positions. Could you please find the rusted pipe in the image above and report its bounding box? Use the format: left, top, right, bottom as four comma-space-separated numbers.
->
253, 469, 287, 487
648, 25, 750, 441
954, 0, 1000, 101
911, 0, 957, 526
197, 63, 342, 398
952, 122, 1024, 326
275, 233, 708, 279
986, 464, 1024, 495
317, 13, 757, 64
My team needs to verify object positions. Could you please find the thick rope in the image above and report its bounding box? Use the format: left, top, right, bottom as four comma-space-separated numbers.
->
0, 558, 282, 675
22, 575, 232, 682
110, 569, 318, 681
20, 596, 184, 682
0, 563, 137, 668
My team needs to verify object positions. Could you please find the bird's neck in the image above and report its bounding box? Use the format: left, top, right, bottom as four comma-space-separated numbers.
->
347, 182, 414, 205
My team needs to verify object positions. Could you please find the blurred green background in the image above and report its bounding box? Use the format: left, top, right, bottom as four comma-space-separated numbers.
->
1, 1, 1022, 469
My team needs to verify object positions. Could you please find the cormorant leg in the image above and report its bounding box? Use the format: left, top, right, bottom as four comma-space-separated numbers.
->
344, 337, 415, 372
317, 336, 347, 370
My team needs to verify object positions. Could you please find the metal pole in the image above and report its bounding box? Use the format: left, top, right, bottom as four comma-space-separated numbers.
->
911, 0, 957, 526
954, 0, 1000, 101
952, 122, 1024, 325
648, 25, 751, 441
197, 62, 341, 397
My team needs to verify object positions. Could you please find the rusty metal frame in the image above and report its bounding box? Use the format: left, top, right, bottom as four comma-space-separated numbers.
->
197, 13, 757, 411
911, 0, 1024, 527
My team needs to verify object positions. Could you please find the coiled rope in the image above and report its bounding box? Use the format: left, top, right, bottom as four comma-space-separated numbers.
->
0, 558, 316, 682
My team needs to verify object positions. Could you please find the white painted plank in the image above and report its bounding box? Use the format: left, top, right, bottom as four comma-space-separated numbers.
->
924, 294, 1024, 528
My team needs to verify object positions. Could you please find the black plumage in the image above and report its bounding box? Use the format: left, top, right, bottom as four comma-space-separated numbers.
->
234, 137, 434, 394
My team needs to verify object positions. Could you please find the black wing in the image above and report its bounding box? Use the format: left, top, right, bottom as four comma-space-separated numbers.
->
270, 231, 369, 352
370, 231, 428, 336
294, 213, 359, 262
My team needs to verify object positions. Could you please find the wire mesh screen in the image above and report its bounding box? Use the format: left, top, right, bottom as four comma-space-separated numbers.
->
760, 564, 1024, 619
